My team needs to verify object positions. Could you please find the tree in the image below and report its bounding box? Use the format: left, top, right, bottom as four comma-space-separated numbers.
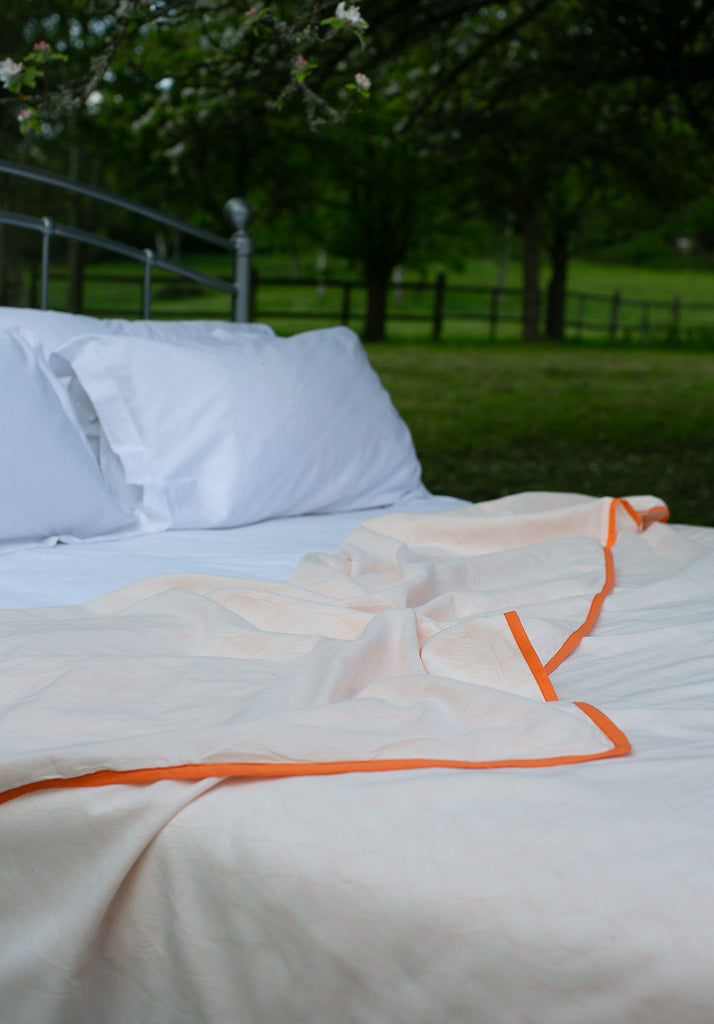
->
417, 0, 714, 341
4, 0, 714, 340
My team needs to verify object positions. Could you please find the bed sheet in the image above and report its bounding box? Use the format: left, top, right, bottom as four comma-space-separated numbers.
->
0, 493, 464, 609
2, 496, 714, 1024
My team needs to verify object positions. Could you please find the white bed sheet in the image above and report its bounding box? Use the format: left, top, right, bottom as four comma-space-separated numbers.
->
2, 497, 714, 1024
0, 493, 464, 609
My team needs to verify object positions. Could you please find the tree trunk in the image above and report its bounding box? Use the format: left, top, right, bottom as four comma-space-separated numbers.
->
546, 227, 568, 341
520, 207, 540, 343
362, 271, 389, 342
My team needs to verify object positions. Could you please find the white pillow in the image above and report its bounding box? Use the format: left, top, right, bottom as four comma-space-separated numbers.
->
0, 306, 275, 358
0, 328, 137, 550
52, 326, 426, 530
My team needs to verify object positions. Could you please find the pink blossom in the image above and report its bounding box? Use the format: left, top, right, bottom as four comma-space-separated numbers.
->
294, 54, 308, 70
33, 41, 51, 52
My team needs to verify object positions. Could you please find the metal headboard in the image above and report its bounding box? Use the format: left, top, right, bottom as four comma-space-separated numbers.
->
0, 159, 252, 322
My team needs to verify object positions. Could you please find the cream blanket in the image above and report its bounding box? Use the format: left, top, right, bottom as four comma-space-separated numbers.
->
0, 492, 667, 803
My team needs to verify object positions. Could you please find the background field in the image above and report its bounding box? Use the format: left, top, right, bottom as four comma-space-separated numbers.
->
46, 250, 714, 345
41, 252, 714, 526
366, 343, 714, 527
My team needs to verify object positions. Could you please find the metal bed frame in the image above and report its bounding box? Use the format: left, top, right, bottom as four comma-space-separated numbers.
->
0, 159, 252, 322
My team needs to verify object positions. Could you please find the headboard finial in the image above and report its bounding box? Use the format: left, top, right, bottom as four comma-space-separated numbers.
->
224, 197, 253, 233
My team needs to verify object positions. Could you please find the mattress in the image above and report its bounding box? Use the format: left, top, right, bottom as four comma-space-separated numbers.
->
2, 494, 714, 1024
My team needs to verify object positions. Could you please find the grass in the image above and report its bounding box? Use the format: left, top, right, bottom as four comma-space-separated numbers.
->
249, 253, 714, 343
40, 253, 714, 526
45, 250, 714, 345
365, 342, 714, 527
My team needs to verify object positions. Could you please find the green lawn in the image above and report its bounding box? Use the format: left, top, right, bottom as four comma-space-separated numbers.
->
40, 255, 714, 526
366, 342, 714, 527
46, 251, 714, 345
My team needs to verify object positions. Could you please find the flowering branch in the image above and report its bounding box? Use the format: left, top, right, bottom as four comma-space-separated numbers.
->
0, 2, 371, 135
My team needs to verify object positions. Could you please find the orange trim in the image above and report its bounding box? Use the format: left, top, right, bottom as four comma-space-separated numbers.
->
4, 496, 664, 805
544, 498, 668, 674
641, 504, 670, 529
504, 610, 558, 701
574, 701, 631, 757
0, 712, 631, 807
544, 546, 614, 674
607, 496, 640, 546
606, 497, 669, 546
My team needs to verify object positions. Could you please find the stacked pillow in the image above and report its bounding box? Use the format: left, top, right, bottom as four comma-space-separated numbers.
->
0, 306, 426, 550
0, 327, 137, 550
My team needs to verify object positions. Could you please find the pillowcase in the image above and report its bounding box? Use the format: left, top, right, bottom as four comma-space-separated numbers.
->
0, 306, 275, 358
52, 325, 426, 530
0, 328, 137, 550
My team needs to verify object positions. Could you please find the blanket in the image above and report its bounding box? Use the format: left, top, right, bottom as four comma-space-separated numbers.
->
0, 492, 668, 804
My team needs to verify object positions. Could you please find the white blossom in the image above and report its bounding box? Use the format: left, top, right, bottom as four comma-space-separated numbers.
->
335, 3, 367, 28
165, 140, 186, 159
0, 58, 23, 89
354, 72, 371, 91
85, 89, 104, 113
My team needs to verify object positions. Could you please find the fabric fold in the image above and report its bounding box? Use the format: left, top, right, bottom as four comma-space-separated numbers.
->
0, 493, 668, 804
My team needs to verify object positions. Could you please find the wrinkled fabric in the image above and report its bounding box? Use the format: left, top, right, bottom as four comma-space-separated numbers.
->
0, 493, 663, 802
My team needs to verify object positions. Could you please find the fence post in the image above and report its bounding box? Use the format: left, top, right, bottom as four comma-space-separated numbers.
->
341, 282, 352, 324
609, 290, 621, 340
489, 286, 501, 341
671, 296, 681, 341
640, 301, 650, 339
432, 271, 446, 342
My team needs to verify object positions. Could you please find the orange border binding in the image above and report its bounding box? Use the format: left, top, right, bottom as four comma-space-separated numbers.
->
2, 498, 665, 804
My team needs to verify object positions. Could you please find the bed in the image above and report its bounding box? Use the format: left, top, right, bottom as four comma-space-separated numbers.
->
1, 298, 714, 1024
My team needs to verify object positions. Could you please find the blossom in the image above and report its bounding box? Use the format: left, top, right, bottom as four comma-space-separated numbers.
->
292, 53, 316, 83
245, 6, 257, 14
165, 140, 186, 160
335, 3, 367, 27
17, 108, 33, 123
0, 58, 23, 89
354, 72, 371, 92
32, 41, 51, 52
85, 90, 104, 113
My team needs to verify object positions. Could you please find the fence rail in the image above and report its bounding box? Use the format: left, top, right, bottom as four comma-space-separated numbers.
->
253, 274, 714, 343
17, 267, 714, 344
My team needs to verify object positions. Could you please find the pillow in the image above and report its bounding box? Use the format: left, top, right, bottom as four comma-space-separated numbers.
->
0, 328, 137, 549
0, 306, 275, 358
52, 325, 426, 530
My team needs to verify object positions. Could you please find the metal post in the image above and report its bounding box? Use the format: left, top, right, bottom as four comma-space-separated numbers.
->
224, 197, 253, 323
40, 216, 54, 309
142, 248, 155, 319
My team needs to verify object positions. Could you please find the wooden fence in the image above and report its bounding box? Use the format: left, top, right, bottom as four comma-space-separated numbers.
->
39, 269, 714, 344
253, 274, 714, 343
